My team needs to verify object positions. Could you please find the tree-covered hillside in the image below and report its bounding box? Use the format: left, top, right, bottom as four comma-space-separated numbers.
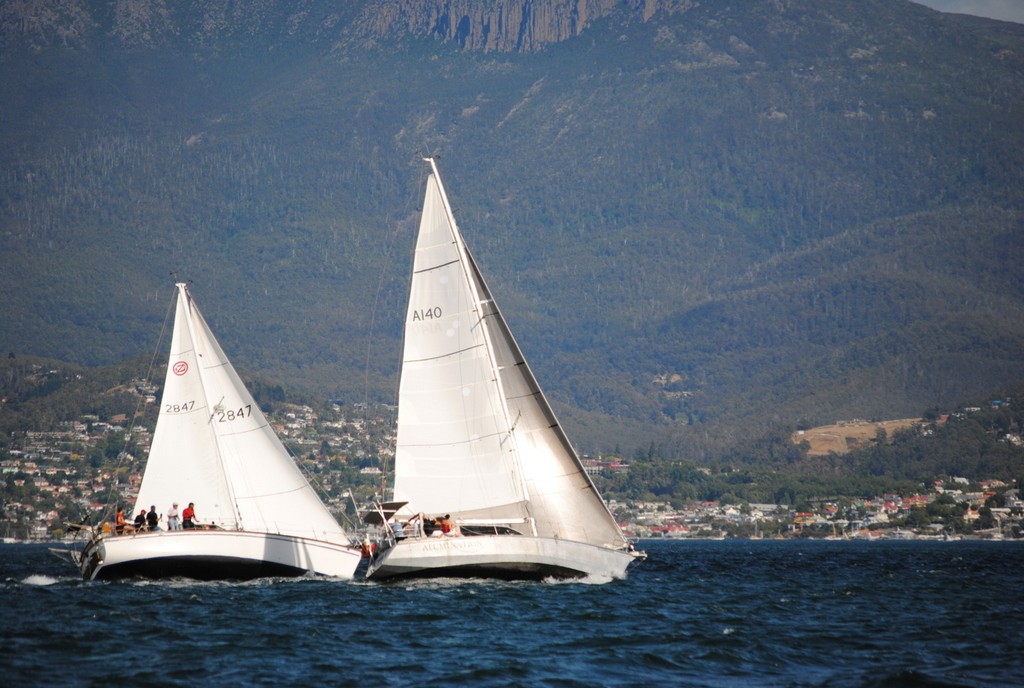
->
1, 0, 1023, 455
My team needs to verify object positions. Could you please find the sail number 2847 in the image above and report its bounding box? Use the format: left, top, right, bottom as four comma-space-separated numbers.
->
162, 401, 251, 423
217, 405, 252, 423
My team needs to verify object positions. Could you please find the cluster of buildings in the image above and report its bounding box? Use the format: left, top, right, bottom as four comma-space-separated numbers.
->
2, 381, 1020, 542
620, 482, 1023, 540
0, 396, 396, 541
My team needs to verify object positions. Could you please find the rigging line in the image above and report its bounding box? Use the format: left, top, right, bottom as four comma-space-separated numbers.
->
414, 258, 460, 274
401, 423, 511, 448
362, 167, 415, 409
233, 482, 312, 499
405, 341, 486, 364
99, 287, 177, 527
362, 155, 426, 499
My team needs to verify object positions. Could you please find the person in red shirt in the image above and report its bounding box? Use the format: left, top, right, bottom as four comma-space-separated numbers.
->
182, 502, 197, 529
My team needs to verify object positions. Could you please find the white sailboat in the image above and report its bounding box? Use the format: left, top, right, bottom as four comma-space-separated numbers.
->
365, 158, 644, 581
78, 282, 362, 581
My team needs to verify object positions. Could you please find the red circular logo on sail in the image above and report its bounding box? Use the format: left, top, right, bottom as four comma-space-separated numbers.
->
172, 361, 189, 376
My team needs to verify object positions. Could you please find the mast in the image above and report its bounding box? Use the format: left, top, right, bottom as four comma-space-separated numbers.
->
423, 157, 537, 534
176, 282, 242, 529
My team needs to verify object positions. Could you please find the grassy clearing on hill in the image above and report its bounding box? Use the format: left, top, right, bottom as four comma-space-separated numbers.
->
794, 419, 920, 456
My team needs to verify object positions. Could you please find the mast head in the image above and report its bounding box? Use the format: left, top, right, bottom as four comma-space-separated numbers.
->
423, 156, 441, 179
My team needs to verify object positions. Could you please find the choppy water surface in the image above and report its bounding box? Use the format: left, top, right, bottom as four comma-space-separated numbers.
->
2, 540, 1021, 687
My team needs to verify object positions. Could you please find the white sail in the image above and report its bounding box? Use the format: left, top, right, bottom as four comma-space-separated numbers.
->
134, 284, 348, 543
392, 160, 630, 552
393, 172, 529, 521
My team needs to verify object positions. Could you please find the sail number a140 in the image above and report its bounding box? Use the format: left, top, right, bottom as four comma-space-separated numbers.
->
412, 307, 442, 322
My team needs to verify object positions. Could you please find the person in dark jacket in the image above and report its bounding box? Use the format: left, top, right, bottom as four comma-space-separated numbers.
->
146, 505, 160, 531
134, 508, 147, 532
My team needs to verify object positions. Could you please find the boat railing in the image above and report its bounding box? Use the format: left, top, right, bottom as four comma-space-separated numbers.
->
459, 524, 523, 536
380, 514, 530, 544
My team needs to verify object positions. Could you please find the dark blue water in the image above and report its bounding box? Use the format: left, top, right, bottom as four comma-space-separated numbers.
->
2, 540, 1021, 687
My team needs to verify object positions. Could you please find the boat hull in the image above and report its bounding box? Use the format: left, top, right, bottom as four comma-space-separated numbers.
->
365, 534, 637, 581
80, 530, 362, 581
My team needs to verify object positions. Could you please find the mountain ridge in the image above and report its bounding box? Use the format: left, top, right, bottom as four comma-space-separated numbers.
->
0, 0, 700, 52
2, 0, 1023, 457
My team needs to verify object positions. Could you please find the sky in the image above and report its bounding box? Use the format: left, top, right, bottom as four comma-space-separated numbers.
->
913, 0, 1024, 24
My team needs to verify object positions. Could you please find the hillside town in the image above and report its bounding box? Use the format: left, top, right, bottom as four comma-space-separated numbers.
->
3, 373, 1021, 543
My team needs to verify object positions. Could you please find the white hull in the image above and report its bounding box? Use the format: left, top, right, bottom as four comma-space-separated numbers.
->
80, 530, 362, 581
366, 534, 637, 581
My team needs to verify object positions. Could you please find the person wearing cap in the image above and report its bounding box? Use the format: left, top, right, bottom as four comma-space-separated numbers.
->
166, 502, 181, 531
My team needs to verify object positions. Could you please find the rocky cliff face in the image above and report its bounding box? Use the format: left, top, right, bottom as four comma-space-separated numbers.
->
0, 0, 697, 53
351, 0, 608, 52
349, 0, 696, 52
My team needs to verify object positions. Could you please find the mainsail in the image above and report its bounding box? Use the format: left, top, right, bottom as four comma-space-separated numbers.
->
393, 160, 630, 551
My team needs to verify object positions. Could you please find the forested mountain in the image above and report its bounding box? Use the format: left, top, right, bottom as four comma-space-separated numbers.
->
1, 0, 1023, 458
